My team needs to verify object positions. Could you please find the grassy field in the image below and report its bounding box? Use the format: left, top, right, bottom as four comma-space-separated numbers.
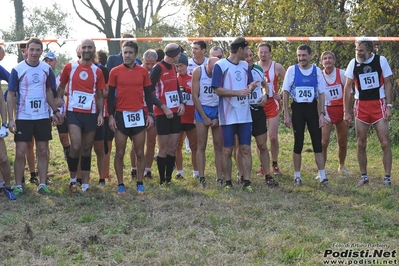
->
0, 123, 398, 265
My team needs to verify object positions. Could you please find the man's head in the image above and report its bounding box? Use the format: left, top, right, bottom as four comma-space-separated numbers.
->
230, 37, 248, 60
18, 37, 30, 60
245, 48, 254, 67
76, 44, 82, 59
97, 50, 108, 66
120, 33, 134, 48
355, 40, 373, 64
175, 53, 188, 75
164, 43, 181, 63
296, 44, 312, 68
0, 46, 5, 61
191, 41, 207, 60
122, 41, 139, 67
26, 38, 43, 65
320, 51, 336, 69
142, 49, 158, 72
155, 48, 165, 62
43, 51, 58, 70
206, 57, 220, 76
209, 46, 224, 59
80, 39, 96, 62
257, 42, 272, 62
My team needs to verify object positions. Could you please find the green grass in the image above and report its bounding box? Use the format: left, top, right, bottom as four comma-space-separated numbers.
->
0, 125, 398, 265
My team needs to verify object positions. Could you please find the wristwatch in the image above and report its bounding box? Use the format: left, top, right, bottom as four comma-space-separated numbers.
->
148, 112, 155, 119
387, 103, 393, 108
320, 111, 326, 116
2, 123, 8, 128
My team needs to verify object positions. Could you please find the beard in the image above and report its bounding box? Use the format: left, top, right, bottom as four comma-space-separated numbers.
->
356, 53, 370, 64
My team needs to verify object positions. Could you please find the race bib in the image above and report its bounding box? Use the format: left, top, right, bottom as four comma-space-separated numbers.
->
249, 87, 262, 105
165, 91, 179, 108
70, 91, 94, 110
26, 97, 46, 115
232, 95, 248, 107
294, 86, 314, 103
359, 72, 379, 90
325, 84, 343, 102
123, 110, 145, 128
182, 92, 194, 106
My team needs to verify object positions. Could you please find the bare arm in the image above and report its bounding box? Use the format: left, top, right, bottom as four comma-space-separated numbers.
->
343, 77, 353, 124
0, 87, 7, 124
96, 89, 104, 117
191, 68, 208, 121
214, 81, 257, 97
283, 90, 291, 128
384, 76, 393, 120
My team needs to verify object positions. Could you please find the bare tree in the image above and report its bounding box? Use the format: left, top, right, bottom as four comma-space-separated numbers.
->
14, 0, 25, 62
71, 0, 180, 55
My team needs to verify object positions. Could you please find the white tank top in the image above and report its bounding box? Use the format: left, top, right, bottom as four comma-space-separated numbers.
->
198, 65, 218, 107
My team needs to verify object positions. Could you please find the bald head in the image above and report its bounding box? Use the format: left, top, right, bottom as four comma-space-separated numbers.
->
80, 39, 96, 62
0, 46, 4, 61
164, 43, 181, 63
206, 57, 220, 75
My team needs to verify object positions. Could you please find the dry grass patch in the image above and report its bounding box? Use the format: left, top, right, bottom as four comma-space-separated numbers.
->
0, 126, 398, 265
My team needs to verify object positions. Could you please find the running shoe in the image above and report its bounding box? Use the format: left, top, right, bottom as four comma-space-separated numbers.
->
98, 179, 106, 187
137, 184, 145, 195
216, 178, 223, 186
175, 173, 184, 180
383, 177, 391, 186
76, 178, 82, 186
3, 187, 17, 200
199, 177, 206, 188
243, 181, 253, 192
13, 186, 23, 197
29, 175, 38, 184
265, 175, 279, 187
320, 178, 329, 187
117, 184, 126, 194
38, 185, 51, 195
237, 173, 244, 185
272, 164, 281, 175
338, 166, 351, 175
256, 167, 264, 176
358, 176, 369, 186
144, 171, 152, 179
69, 182, 78, 194
224, 182, 233, 191
294, 177, 302, 187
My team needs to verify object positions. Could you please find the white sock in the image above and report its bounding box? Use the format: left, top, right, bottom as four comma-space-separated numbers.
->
82, 184, 90, 191
144, 168, 151, 174
178, 170, 184, 176
193, 171, 199, 177
70, 177, 77, 183
39, 183, 46, 188
319, 169, 327, 181
294, 171, 301, 179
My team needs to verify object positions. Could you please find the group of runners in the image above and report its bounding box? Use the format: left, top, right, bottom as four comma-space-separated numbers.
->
0, 36, 393, 200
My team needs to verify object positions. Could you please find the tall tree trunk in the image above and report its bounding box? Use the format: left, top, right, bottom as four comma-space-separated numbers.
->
14, 0, 25, 63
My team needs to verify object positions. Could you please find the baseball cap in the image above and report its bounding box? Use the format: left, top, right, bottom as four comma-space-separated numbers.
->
43, 52, 57, 60
177, 54, 188, 66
